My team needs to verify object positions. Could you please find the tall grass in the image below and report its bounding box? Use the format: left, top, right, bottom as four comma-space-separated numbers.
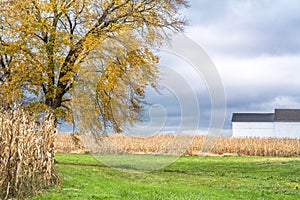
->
0, 107, 60, 199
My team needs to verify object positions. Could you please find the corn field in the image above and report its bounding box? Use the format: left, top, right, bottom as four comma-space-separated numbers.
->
56, 134, 300, 157
0, 108, 60, 200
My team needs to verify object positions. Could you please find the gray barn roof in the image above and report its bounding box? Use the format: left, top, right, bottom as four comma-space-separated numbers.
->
232, 113, 274, 122
274, 109, 300, 122
232, 109, 300, 122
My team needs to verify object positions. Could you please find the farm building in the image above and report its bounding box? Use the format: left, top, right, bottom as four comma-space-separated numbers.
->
232, 109, 300, 139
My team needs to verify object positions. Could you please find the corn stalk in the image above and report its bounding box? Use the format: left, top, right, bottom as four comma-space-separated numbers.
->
0, 107, 60, 199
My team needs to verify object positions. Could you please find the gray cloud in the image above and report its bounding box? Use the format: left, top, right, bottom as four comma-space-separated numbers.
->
186, 0, 300, 57
139, 0, 300, 135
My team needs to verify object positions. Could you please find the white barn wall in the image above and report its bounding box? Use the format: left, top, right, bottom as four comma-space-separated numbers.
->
274, 123, 300, 139
232, 109, 300, 139
232, 122, 275, 138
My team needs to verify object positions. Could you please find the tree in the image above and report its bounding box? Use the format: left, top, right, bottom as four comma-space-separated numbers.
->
0, 0, 188, 133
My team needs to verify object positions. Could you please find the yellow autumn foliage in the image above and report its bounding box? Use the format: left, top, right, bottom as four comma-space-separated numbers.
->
0, 0, 189, 132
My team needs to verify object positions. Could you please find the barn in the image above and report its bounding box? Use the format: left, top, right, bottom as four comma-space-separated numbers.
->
232, 109, 300, 139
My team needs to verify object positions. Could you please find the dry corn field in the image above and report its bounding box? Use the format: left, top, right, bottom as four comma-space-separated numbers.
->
55, 134, 300, 157
0, 108, 60, 200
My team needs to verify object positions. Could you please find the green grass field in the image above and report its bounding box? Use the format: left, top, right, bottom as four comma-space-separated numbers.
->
32, 154, 300, 200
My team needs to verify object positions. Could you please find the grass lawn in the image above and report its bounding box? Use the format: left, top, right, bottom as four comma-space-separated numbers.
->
32, 154, 300, 200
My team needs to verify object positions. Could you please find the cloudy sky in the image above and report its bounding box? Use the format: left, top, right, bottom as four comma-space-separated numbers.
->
129, 0, 300, 136
57, 1, 300, 136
